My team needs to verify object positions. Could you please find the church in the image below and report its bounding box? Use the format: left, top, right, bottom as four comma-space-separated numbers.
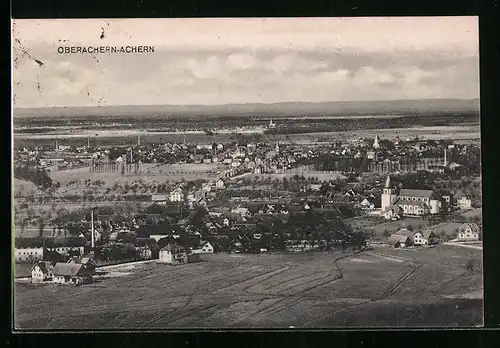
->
381, 174, 442, 219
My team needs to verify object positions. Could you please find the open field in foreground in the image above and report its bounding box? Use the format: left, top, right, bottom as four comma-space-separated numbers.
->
14, 245, 482, 329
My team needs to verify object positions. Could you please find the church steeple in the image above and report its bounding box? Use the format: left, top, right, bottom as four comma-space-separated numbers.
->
384, 174, 393, 189
381, 173, 397, 211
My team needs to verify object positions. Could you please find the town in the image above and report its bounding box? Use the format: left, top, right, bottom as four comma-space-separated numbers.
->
13, 120, 482, 286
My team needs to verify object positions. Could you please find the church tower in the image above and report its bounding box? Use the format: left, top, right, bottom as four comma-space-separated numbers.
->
381, 174, 397, 211
373, 135, 381, 149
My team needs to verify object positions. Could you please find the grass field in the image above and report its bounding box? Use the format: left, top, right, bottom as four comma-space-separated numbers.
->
14, 245, 483, 329
347, 217, 432, 239
459, 208, 482, 220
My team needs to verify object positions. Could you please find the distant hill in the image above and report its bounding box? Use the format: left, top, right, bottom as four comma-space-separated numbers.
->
13, 99, 480, 119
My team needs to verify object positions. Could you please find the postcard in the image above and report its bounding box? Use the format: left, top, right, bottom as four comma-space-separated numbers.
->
12, 17, 482, 330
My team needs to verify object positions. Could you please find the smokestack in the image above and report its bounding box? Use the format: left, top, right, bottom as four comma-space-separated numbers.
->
87, 138, 90, 149
444, 148, 447, 167
91, 209, 95, 249
137, 135, 140, 146
55, 139, 58, 151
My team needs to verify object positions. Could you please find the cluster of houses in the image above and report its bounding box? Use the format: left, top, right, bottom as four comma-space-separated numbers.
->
385, 222, 481, 249
30, 256, 96, 285
27, 239, 214, 285
387, 228, 438, 248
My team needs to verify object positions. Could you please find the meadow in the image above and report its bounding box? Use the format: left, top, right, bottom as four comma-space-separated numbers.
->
14, 245, 483, 329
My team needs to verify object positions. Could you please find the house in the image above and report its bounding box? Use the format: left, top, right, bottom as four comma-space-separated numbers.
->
14, 247, 45, 263
135, 245, 153, 260
169, 188, 184, 202
47, 246, 85, 257
457, 196, 472, 209
152, 194, 168, 205
192, 241, 214, 254
388, 234, 412, 248
202, 183, 212, 192
382, 206, 401, 220
458, 223, 481, 241
67, 256, 97, 274
413, 230, 437, 246
31, 261, 54, 282
359, 198, 375, 210
215, 178, 225, 189
223, 218, 230, 227
394, 228, 415, 242
158, 244, 188, 264
52, 263, 93, 285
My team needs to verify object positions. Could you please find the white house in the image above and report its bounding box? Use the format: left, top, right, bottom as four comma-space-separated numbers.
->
158, 244, 188, 264
413, 230, 437, 246
223, 218, 230, 227
457, 196, 472, 209
458, 223, 480, 241
31, 261, 54, 282
215, 178, 225, 189
192, 241, 214, 254
202, 183, 212, 192
48, 246, 85, 257
15, 247, 45, 262
169, 188, 184, 202
382, 206, 401, 220
360, 198, 375, 210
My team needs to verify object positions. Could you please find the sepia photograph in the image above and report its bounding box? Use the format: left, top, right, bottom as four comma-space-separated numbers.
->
11, 17, 482, 329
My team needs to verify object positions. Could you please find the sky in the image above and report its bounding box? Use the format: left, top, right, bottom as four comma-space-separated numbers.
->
12, 17, 480, 108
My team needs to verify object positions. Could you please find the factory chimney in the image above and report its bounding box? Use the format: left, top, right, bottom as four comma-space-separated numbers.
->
444, 148, 448, 167
90, 209, 95, 249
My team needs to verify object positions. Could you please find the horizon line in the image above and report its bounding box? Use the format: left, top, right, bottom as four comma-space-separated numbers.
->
13, 97, 480, 110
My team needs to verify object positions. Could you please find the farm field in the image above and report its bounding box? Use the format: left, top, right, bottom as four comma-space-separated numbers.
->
14, 245, 483, 329
13, 125, 480, 149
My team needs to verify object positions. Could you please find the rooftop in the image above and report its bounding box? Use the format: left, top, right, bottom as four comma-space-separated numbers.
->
53, 263, 87, 276
398, 189, 434, 198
